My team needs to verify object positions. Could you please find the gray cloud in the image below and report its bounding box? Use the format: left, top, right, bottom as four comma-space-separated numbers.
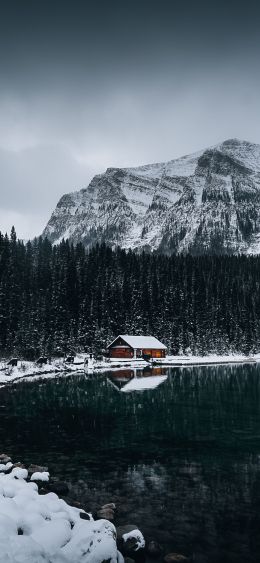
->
0, 0, 260, 238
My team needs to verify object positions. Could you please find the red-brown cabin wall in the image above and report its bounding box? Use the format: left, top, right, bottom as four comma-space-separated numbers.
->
109, 348, 166, 358
109, 348, 133, 358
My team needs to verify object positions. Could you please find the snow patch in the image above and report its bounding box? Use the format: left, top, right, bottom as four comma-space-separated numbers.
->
30, 472, 50, 482
0, 467, 122, 563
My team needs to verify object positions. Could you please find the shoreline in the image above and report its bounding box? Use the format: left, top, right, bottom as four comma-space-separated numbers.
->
0, 456, 125, 562
0, 353, 260, 386
0, 455, 189, 562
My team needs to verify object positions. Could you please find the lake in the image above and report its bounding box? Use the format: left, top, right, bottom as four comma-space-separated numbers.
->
0, 364, 260, 562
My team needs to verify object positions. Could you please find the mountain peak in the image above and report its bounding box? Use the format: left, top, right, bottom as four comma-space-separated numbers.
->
221, 138, 249, 146
43, 140, 260, 255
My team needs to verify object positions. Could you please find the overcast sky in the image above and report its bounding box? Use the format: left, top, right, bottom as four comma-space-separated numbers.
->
1, 0, 260, 239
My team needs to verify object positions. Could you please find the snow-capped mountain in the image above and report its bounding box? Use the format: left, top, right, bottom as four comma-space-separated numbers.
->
43, 139, 260, 254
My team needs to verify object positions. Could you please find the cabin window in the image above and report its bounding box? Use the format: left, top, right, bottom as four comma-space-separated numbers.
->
153, 350, 163, 358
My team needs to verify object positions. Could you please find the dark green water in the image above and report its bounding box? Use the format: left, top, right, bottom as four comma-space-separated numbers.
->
1, 364, 260, 562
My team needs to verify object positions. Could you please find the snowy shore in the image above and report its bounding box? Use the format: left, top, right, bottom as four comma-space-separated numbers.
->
1, 353, 260, 386
0, 359, 69, 386
152, 353, 260, 366
0, 457, 190, 562
0, 456, 124, 563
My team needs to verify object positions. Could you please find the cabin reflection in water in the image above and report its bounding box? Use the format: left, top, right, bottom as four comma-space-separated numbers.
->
108, 366, 168, 390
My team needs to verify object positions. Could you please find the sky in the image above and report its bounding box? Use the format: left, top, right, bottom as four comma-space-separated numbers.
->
1, 0, 260, 239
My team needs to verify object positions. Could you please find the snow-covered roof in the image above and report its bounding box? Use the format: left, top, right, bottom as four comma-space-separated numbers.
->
109, 335, 167, 350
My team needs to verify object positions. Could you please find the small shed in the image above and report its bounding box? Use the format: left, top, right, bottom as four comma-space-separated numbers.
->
7, 358, 19, 367
107, 335, 167, 360
36, 357, 48, 365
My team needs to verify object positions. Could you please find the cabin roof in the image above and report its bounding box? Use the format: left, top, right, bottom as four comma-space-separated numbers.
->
108, 335, 167, 350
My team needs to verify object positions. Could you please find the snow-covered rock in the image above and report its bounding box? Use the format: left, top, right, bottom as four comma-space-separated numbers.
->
0, 462, 13, 472
122, 528, 145, 551
117, 524, 145, 557
30, 472, 50, 482
0, 466, 122, 562
43, 139, 260, 254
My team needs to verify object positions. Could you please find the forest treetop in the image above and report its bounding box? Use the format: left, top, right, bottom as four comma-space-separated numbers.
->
0, 228, 259, 358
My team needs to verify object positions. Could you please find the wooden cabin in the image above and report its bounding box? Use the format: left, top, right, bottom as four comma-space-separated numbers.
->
107, 335, 167, 360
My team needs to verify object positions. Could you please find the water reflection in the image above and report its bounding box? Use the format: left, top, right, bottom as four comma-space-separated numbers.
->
108, 366, 168, 391
0, 364, 260, 561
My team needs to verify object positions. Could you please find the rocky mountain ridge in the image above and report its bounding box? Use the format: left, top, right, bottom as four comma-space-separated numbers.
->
43, 139, 260, 254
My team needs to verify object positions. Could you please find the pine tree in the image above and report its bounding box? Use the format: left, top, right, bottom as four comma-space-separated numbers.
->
0, 231, 260, 358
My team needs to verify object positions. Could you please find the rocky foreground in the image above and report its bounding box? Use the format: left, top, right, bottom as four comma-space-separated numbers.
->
0, 454, 190, 563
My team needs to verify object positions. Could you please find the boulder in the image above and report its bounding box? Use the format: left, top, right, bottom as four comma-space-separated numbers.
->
38, 487, 49, 495
101, 503, 116, 510
46, 481, 69, 495
96, 502, 116, 520
97, 508, 115, 521
28, 463, 48, 475
164, 554, 190, 563
0, 454, 12, 463
117, 524, 145, 557
0, 462, 13, 473
30, 471, 50, 482
67, 498, 83, 509
12, 462, 26, 469
117, 525, 138, 541
146, 540, 163, 557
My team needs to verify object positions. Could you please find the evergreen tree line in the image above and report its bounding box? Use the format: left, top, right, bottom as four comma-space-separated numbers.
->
1, 227, 260, 359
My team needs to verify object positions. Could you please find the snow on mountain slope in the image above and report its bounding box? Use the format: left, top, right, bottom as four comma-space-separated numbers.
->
43, 139, 260, 254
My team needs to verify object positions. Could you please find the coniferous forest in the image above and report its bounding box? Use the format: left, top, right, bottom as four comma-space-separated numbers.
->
0, 227, 260, 359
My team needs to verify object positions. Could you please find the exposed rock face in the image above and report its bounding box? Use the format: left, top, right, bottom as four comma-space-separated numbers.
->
43, 139, 260, 255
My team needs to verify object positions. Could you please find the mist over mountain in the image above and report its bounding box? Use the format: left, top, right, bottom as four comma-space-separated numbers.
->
43, 139, 260, 255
